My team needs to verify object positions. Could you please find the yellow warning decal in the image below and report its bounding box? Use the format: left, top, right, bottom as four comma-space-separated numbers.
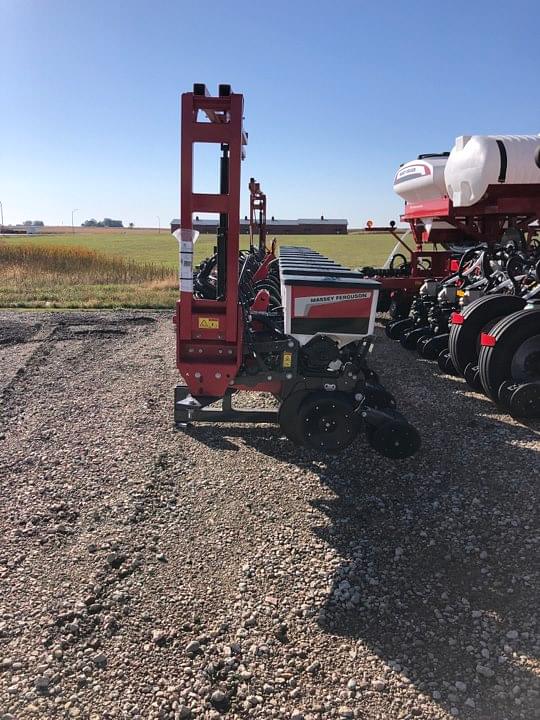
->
456, 289, 465, 297
282, 351, 292, 368
198, 317, 219, 329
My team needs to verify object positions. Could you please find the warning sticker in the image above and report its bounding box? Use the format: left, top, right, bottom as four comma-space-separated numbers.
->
282, 352, 292, 368
198, 317, 219, 330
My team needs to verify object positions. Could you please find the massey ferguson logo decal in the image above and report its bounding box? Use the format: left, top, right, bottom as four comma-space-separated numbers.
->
295, 292, 370, 316
394, 163, 431, 184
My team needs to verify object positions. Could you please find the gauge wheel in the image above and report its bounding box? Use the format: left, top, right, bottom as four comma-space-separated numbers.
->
478, 308, 540, 401
448, 294, 526, 375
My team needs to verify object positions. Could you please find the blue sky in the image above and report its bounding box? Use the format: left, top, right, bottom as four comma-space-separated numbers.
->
2, 0, 539, 228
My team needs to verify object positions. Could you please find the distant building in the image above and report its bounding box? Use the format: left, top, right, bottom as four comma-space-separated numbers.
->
170, 216, 348, 235
82, 218, 124, 228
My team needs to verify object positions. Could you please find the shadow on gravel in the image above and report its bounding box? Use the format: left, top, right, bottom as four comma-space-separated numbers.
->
0, 312, 157, 345
0, 320, 42, 345
185, 417, 539, 719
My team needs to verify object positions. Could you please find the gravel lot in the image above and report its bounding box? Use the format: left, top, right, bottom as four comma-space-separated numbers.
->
1, 311, 538, 720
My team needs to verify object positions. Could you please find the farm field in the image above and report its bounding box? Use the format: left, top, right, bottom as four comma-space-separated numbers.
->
0, 231, 399, 309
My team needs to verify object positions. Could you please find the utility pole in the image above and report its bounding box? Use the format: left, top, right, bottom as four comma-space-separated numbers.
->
0, 200, 4, 229
157, 215, 161, 234
71, 208, 79, 234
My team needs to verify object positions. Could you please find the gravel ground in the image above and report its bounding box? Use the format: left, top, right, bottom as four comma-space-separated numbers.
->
0, 310, 538, 720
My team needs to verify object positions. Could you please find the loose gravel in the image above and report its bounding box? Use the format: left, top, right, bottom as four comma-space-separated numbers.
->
0, 310, 538, 720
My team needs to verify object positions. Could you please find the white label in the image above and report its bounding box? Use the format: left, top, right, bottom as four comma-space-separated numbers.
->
174, 228, 199, 293
394, 163, 430, 183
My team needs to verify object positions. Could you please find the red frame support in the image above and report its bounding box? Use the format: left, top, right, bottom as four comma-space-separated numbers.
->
401, 184, 540, 250
175, 85, 248, 397
248, 178, 267, 252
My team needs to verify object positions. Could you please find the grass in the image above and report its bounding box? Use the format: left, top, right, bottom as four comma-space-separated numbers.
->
0, 242, 178, 309
0, 230, 400, 309
12, 230, 399, 267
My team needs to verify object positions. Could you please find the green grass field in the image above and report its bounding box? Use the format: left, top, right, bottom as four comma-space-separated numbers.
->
9, 231, 398, 267
0, 231, 399, 309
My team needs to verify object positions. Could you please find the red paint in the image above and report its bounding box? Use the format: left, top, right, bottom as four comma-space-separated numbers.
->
480, 333, 497, 347
176, 85, 247, 396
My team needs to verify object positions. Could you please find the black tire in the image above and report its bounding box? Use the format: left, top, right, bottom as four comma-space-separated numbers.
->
463, 362, 482, 391
415, 332, 433, 352
420, 334, 448, 360
386, 317, 413, 340
438, 350, 458, 375
497, 380, 516, 410
401, 326, 431, 350
448, 294, 526, 376
478, 308, 540, 401
509, 383, 540, 418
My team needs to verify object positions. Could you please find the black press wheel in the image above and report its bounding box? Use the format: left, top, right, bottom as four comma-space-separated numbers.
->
298, 391, 358, 453
478, 308, 540, 401
419, 333, 449, 360
386, 317, 414, 340
448, 294, 526, 375
438, 349, 458, 375
463, 362, 482, 391
278, 390, 310, 445
497, 380, 517, 410
365, 415, 421, 459
401, 326, 431, 350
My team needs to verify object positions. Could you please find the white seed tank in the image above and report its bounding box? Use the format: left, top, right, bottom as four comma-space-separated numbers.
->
444, 134, 540, 207
393, 154, 449, 203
